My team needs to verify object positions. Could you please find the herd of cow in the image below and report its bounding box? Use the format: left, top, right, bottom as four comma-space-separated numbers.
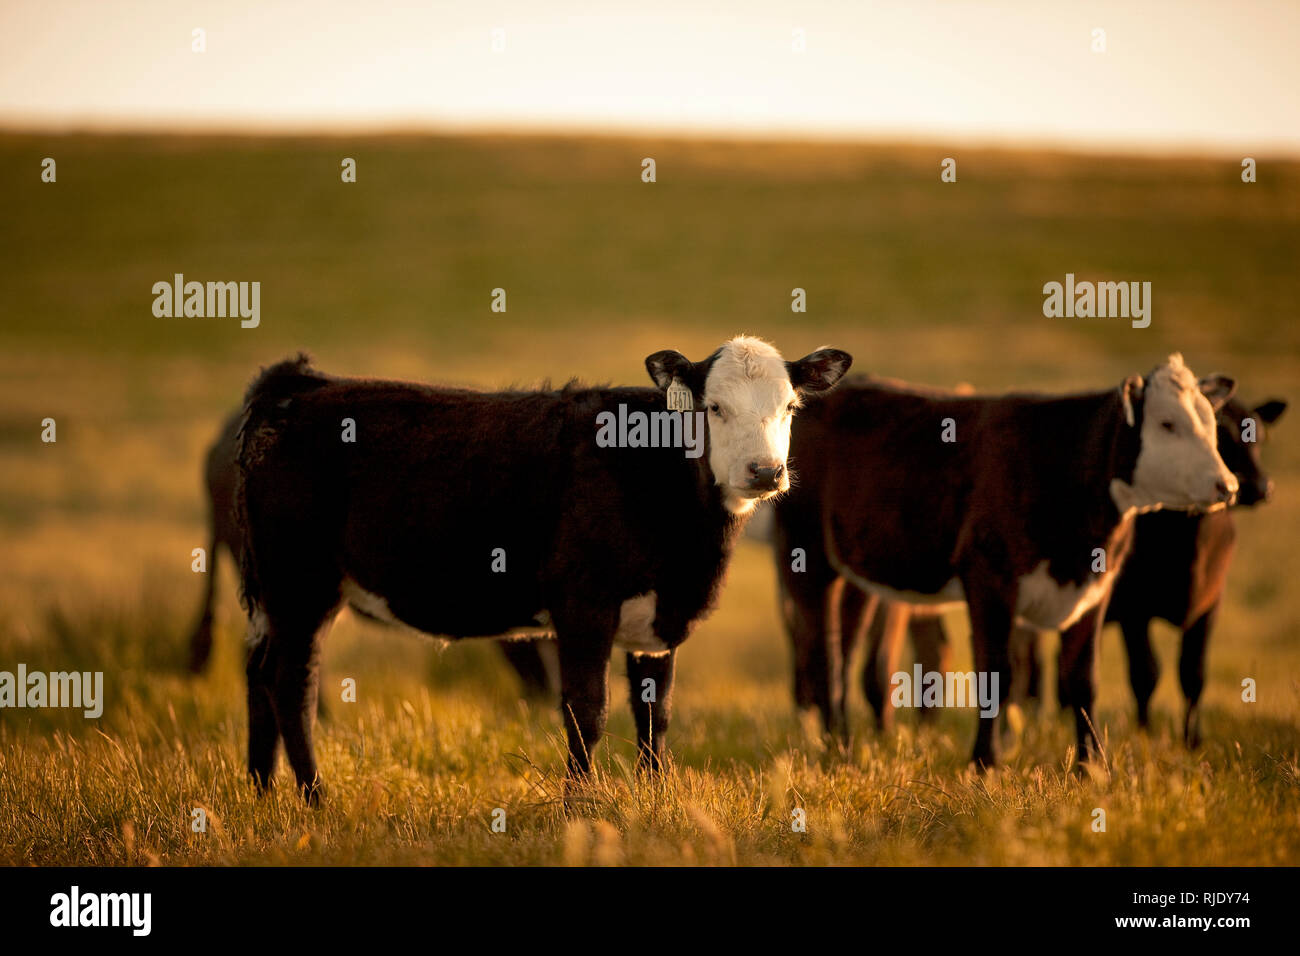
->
185, 337, 1284, 803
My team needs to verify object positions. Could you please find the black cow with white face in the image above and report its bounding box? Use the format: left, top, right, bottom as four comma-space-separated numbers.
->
1103, 393, 1286, 746
237, 336, 850, 802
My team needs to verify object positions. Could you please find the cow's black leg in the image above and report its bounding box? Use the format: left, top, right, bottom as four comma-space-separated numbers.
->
1179, 608, 1215, 748
1008, 625, 1037, 708
271, 617, 330, 805
1120, 615, 1157, 727
555, 609, 616, 776
774, 518, 842, 740
1059, 605, 1106, 766
911, 613, 949, 725
999, 625, 1035, 750
626, 650, 676, 771
859, 593, 885, 723
821, 576, 850, 743
246, 633, 280, 792
187, 534, 221, 673
837, 583, 871, 729
788, 577, 841, 740
963, 579, 1013, 770
499, 639, 556, 699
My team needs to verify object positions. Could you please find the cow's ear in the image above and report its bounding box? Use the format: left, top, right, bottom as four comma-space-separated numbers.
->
1120, 375, 1144, 427
1199, 373, 1236, 411
645, 350, 694, 391
1254, 399, 1287, 424
788, 348, 853, 394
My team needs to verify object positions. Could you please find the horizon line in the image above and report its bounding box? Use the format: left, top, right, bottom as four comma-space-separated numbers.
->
2, 115, 1296, 163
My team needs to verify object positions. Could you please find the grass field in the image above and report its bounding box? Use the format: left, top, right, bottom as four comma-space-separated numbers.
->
0, 131, 1297, 865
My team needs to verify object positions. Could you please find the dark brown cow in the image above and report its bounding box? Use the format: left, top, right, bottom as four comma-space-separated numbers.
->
185, 410, 559, 696
820, 394, 1284, 749
237, 338, 850, 801
772, 355, 1237, 768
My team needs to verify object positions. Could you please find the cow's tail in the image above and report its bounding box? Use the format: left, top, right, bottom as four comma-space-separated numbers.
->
234, 353, 331, 620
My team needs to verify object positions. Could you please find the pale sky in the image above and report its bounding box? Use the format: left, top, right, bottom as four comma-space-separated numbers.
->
2, 0, 1297, 154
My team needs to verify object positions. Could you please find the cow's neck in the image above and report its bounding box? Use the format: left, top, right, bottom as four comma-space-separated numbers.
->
614, 388, 748, 546
1041, 390, 1141, 583
612, 390, 748, 642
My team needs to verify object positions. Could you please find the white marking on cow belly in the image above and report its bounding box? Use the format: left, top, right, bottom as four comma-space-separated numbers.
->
837, 568, 966, 610
824, 522, 965, 609
341, 577, 433, 638
1015, 562, 1110, 630
613, 592, 670, 657
501, 627, 556, 641
342, 578, 401, 623
501, 610, 556, 641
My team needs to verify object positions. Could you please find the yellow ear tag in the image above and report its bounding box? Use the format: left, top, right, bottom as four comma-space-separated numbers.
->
666, 378, 693, 412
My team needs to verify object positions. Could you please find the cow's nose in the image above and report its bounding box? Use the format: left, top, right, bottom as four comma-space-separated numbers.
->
748, 461, 785, 490
1215, 479, 1237, 505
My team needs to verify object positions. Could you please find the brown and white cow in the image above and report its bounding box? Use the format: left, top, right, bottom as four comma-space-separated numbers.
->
802, 391, 1284, 751
772, 354, 1237, 768
237, 336, 850, 801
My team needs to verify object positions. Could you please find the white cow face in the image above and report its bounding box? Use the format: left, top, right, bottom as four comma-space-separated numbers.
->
646, 336, 852, 515
1112, 353, 1239, 514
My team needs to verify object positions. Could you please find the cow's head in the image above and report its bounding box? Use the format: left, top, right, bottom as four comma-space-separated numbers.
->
1216, 395, 1286, 506
646, 335, 852, 514
1111, 353, 1239, 513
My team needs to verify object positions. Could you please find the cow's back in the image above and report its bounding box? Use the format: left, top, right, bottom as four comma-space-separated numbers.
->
786, 384, 984, 596
241, 381, 570, 635
783, 380, 1132, 599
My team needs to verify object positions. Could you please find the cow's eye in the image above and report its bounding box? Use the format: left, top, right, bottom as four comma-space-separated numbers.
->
786, 402, 797, 414
708, 402, 722, 416
1161, 420, 1175, 432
